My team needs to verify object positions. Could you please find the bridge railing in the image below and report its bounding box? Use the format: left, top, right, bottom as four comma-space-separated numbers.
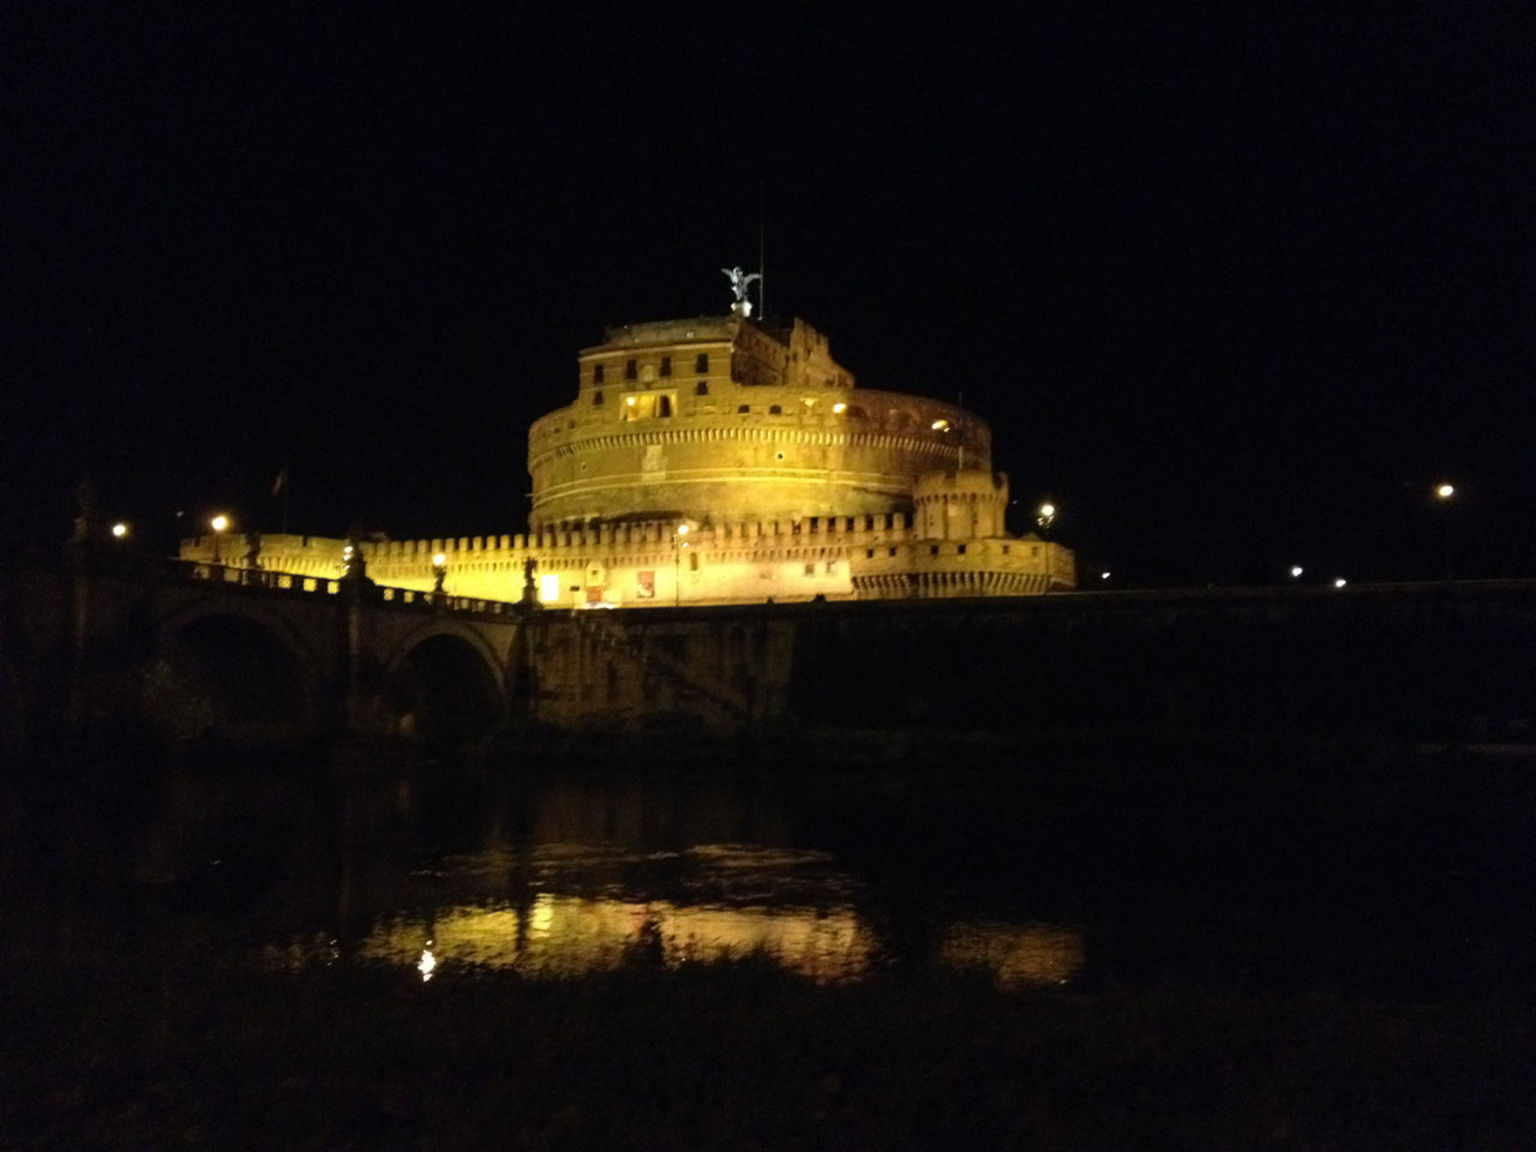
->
169, 559, 528, 619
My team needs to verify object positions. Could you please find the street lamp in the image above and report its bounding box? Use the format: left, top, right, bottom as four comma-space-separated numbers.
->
432, 552, 447, 594
1289, 565, 1304, 580
210, 514, 230, 564
674, 523, 690, 606
1036, 503, 1056, 535
1434, 481, 1456, 579
111, 522, 129, 540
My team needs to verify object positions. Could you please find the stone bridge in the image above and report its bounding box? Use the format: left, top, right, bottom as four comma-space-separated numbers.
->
5, 545, 1535, 750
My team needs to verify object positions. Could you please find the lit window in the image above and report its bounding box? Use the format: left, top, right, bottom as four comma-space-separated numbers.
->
660, 355, 672, 377
539, 573, 560, 603
695, 353, 709, 373
637, 570, 655, 599
832, 402, 847, 414
932, 418, 950, 432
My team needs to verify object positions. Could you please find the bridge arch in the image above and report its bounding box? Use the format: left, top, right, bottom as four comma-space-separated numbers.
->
152, 597, 324, 740
382, 620, 507, 740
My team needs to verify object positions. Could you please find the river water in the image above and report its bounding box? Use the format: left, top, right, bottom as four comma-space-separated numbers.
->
127, 737, 1525, 1003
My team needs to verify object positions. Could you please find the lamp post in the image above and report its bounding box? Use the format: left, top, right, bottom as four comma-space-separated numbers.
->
1036, 503, 1056, 536
1434, 482, 1455, 580
111, 522, 129, 541
674, 523, 690, 606
210, 514, 229, 565
432, 552, 447, 594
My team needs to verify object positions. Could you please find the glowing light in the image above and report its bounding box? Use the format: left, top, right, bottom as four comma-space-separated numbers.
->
539, 573, 560, 602
625, 395, 637, 406
433, 552, 447, 567
832, 402, 847, 414
111, 522, 128, 539
1290, 565, 1304, 578
210, 514, 229, 533
1100, 571, 1110, 580
1435, 482, 1455, 500
417, 947, 437, 982
1334, 577, 1347, 588
931, 418, 950, 431
676, 523, 689, 537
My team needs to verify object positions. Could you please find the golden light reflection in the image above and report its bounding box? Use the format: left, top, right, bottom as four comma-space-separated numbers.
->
937, 921, 1085, 989
357, 895, 876, 983
342, 896, 1086, 990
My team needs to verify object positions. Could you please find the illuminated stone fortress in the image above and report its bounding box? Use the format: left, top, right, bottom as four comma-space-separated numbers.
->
184, 300, 1075, 605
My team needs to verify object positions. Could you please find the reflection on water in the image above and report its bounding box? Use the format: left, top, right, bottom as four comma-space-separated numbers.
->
264, 842, 1084, 989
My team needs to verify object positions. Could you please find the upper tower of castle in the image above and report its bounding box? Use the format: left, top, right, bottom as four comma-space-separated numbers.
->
526, 314, 992, 531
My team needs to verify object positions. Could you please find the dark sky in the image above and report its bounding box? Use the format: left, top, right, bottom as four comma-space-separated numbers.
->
4, 4, 1533, 584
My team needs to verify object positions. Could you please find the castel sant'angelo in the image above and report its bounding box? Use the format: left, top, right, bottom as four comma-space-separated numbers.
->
184, 273, 1076, 605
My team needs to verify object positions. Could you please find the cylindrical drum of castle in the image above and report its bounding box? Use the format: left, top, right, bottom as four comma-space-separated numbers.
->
527, 316, 993, 529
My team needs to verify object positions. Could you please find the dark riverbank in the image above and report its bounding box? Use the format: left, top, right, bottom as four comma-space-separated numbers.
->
4, 955, 1533, 1151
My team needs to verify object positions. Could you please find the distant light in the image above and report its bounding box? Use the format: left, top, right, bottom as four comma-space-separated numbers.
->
931, 418, 950, 431
626, 395, 637, 406
111, 522, 128, 539
417, 947, 437, 982
1039, 503, 1055, 519
1290, 565, 1304, 578
1334, 577, 1347, 588
676, 523, 689, 536
1435, 482, 1455, 499
832, 402, 847, 414
1100, 571, 1110, 581
433, 552, 447, 567
210, 514, 229, 533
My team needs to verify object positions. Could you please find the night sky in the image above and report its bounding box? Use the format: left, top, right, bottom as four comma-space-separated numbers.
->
5, 5, 1533, 585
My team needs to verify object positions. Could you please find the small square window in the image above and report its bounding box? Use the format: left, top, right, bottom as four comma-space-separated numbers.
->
957, 544, 967, 555
738, 404, 750, 414
929, 545, 939, 555
865, 548, 874, 558
769, 404, 782, 414
888, 547, 897, 557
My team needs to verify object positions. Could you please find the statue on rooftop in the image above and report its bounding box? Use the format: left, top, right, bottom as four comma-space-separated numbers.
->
721, 266, 761, 316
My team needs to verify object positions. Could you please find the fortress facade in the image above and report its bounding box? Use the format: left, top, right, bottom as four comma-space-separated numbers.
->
183, 310, 1075, 605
